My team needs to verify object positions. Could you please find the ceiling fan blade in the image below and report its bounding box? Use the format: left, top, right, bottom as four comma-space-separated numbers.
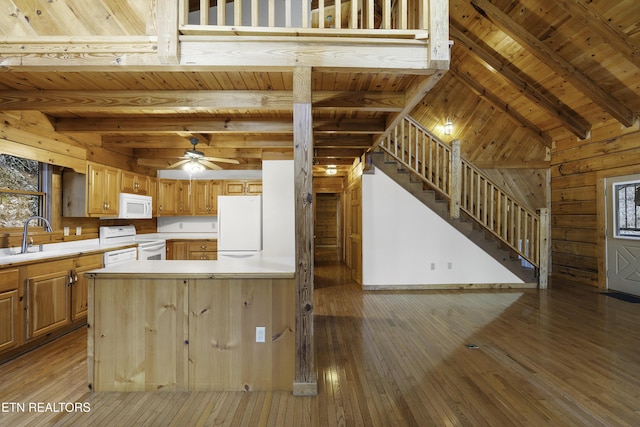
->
200, 159, 223, 170
202, 157, 240, 164
167, 159, 190, 169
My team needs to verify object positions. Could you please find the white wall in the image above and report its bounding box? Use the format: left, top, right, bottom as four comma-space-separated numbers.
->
362, 169, 523, 286
261, 160, 295, 260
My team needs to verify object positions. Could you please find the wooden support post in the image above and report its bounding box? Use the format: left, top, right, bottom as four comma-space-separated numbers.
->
293, 66, 317, 396
157, 0, 180, 64
429, 0, 450, 69
538, 207, 550, 289
450, 139, 461, 219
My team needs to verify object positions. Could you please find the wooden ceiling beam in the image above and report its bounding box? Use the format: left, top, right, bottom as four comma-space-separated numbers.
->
56, 117, 294, 133
555, 0, 640, 70
134, 147, 264, 159
58, 117, 385, 135
102, 134, 293, 149
450, 65, 553, 148
450, 25, 590, 139
470, 0, 635, 127
0, 90, 404, 112
314, 148, 366, 158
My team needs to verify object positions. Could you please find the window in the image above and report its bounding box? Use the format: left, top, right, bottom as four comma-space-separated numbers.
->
614, 181, 640, 238
0, 154, 51, 228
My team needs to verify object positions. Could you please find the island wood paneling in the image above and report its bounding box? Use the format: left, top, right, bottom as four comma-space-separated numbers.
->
189, 278, 295, 392
89, 276, 294, 392
89, 277, 189, 392
550, 120, 640, 288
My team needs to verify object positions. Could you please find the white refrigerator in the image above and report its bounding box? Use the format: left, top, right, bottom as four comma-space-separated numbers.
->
217, 195, 262, 258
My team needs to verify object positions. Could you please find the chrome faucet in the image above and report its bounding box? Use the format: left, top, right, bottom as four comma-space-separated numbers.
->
21, 216, 52, 254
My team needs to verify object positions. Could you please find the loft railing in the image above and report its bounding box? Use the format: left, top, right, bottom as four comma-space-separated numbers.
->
379, 116, 550, 285
179, 0, 433, 32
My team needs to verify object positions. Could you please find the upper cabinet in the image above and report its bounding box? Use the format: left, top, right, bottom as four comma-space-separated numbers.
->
158, 180, 223, 217
87, 163, 120, 216
121, 171, 150, 195
192, 180, 221, 215
157, 179, 179, 216
63, 162, 121, 217
223, 180, 262, 196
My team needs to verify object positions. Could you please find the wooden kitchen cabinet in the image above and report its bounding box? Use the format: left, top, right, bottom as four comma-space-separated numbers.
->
71, 255, 103, 321
149, 177, 158, 217
193, 180, 221, 215
166, 240, 189, 260
63, 162, 120, 217
223, 180, 262, 195
25, 264, 71, 339
87, 162, 120, 216
121, 171, 150, 195
0, 269, 21, 353
188, 240, 217, 260
177, 180, 192, 215
157, 179, 179, 216
23, 254, 102, 339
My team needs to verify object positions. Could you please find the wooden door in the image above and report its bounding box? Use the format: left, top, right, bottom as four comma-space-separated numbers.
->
0, 269, 20, 353
177, 180, 192, 215
87, 163, 106, 215
349, 182, 362, 283
103, 166, 120, 215
223, 180, 247, 195
315, 193, 342, 262
27, 271, 71, 339
167, 241, 189, 260
246, 180, 262, 195
606, 174, 640, 296
71, 258, 103, 321
158, 179, 179, 215
192, 181, 220, 215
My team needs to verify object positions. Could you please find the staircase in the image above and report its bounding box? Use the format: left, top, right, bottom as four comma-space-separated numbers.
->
370, 116, 549, 285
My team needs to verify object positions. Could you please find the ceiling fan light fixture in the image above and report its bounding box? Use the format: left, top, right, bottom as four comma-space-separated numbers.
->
184, 159, 205, 173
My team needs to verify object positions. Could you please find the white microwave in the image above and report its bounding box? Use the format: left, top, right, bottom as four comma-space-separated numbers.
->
118, 193, 152, 219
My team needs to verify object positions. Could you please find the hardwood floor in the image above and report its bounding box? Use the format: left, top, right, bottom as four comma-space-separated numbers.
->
2, 262, 640, 426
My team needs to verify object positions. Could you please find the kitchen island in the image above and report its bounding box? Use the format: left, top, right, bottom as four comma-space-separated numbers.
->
87, 256, 295, 392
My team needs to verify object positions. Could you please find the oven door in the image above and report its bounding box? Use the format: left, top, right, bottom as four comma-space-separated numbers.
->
137, 240, 166, 260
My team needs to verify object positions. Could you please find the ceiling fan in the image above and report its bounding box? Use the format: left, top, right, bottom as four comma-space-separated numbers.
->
167, 138, 240, 172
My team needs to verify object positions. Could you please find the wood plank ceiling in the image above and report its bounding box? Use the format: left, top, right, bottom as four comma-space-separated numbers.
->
0, 0, 638, 175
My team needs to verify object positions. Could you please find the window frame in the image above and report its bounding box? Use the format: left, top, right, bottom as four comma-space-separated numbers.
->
612, 179, 640, 240
0, 156, 52, 230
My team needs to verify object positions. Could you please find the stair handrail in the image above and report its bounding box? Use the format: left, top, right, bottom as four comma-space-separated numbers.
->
379, 116, 546, 270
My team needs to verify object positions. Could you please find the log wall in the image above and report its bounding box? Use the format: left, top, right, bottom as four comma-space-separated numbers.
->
550, 119, 640, 288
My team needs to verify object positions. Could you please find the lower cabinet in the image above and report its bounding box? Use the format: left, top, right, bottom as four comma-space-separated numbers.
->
0, 253, 103, 362
167, 240, 217, 260
0, 269, 21, 353
26, 267, 71, 339
188, 241, 217, 260
72, 257, 104, 321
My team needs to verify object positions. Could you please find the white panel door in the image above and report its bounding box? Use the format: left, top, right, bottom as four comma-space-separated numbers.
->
606, 174, 640, 295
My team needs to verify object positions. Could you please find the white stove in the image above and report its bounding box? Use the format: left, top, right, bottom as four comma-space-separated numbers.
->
99, 226, 166, 264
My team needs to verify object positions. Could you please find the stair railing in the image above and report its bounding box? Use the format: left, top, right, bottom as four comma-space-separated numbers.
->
379, 116, 549, 283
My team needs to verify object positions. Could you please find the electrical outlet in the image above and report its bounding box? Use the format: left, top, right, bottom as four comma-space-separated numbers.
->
448, 262, 453, 270
256, 327, 266, 343
75, 226, 82, 236
63, 227, 70, 237
430, 263, 436, 270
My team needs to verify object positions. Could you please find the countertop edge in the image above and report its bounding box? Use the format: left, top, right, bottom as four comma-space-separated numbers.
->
87, 272, 295, 279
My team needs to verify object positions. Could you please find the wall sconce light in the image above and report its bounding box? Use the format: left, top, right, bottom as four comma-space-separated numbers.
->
325, 165, 337, 175
444, 117, 453, 135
